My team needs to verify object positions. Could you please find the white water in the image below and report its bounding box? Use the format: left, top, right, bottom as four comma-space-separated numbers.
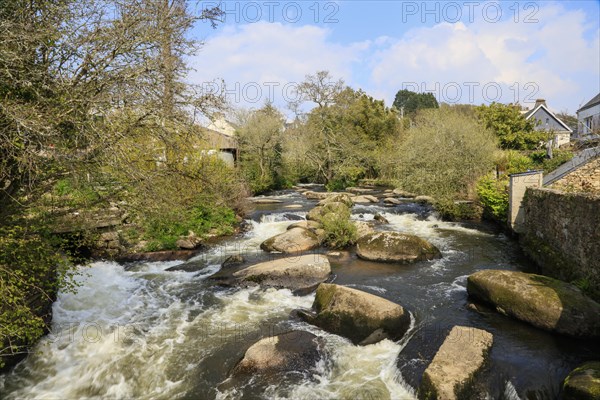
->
1, 210, 434, 400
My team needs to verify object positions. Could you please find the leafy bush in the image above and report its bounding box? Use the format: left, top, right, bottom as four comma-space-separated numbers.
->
476, 174, 509, 221
142, 203, 237, 251
320, 207, 357, 249
0, 223, 79, 369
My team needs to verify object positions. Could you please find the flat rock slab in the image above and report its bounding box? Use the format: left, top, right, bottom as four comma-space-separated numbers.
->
467, 269, 600, 337
233, 254, 331, 293
304, 283, 410, 345
352, 195, 379, 203
260, 227, 320, 253
383, 197, 402, 205
419, 326, 493, 400
356, 231, 441, 263
563, 361, 600, 400
251, 198, 283, 204
231, 331, 322, 376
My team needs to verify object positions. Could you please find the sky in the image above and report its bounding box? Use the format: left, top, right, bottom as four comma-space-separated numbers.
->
187, 0, 600, 116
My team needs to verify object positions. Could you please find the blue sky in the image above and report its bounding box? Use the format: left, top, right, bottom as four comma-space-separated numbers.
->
188, 1, 600, 116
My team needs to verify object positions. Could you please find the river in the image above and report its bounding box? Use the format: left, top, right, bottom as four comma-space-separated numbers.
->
1, 187, 598, 399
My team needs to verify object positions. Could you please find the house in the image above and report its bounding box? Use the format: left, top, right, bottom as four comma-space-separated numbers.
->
576, 92, 600, 139
200, 114, 238, 167
522, 99, 572, 147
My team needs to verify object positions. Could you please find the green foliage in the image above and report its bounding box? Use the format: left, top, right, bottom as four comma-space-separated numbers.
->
393, 89, 439, 117
476, 174, 509, 221
142, 203, 237, 251
0, 222, 80, 369
237, 104, 286, 194
391, 108, 499, 202
285, 85, 402, 187
320, 207, 357, 249
476, 103, 545, 150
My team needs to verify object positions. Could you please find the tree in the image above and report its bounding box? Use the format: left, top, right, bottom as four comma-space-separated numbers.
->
236, 103, 286, 193
393, 108, 499, 201
475, 102, 545, 150
286, 77, 402, 189
294, 70, 345, 109
392, 89, 439, 118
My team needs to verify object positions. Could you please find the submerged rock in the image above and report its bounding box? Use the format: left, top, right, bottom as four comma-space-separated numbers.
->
419, 326, 493, 400
356, 231, 441, 263
563, 361, 600, 400
231, 331, 322, 376
233, 254, 331, 293
260, 227, 320, 253
303, 283, 411, 345
467, 270, 600, 338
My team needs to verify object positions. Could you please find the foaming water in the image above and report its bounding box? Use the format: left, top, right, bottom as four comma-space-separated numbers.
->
2, 190, 593, 399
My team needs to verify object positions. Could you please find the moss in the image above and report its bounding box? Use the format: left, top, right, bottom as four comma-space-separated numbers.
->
563, 362, 600, 400
314, 283, 336, 314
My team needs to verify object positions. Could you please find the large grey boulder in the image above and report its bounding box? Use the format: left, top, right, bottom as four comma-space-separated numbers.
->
231, 331, 322, 376
353, 221, 375, 239
563, 361, 600, 400
356, 231, 441, 263
233, 254, 331, 293
467, 270, 600, 337
302, 283, 411, 345
287, 220, 322, 230
419, 326, 493, 400
260, 227, 319, 253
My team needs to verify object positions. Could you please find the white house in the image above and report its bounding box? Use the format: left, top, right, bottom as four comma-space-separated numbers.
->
522, 99, 572, 147
576, 93, 600, 139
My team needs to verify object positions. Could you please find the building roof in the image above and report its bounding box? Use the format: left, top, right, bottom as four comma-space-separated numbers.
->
523, 103, 573, 132
577, 93, 600, 113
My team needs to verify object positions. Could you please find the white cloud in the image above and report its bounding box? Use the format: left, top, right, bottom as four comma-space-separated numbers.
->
188, 22, 367, 111
368, 3, 599, 112
188, 3, 599, 114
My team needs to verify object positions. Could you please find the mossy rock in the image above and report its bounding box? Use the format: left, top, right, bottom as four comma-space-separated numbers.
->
260, 227, 320, 253
306, 202, 350, 223
467, 270, 600, 337
307, 283, 410, 345
356, 231, 441, 263
318, 193, 354, 207
563, 361, 600, 400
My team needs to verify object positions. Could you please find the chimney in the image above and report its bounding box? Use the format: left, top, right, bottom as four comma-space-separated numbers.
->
534, 99, 547, 109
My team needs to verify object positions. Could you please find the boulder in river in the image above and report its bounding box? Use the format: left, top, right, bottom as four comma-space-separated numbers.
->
302, 283, 411, 345
251, 198, 283, 204
467, 270, 600, 338
260, 227, 320, 253
318, 193, 354, 207
383, 197, 402, 205
233, 254, 331, 293
356, 231, 441, 263
353, 221, 375, 239
287, 220, 322, 231
352, 195, 378, 203
563, 361, 600, 400
306, 201, 350, 223
418, 325, 493, 400
392, 188, 417, 198
231, 331, 322, 377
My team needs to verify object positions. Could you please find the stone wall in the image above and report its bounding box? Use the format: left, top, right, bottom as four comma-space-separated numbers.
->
521, 187, 600, 301
550, 157, 600, 195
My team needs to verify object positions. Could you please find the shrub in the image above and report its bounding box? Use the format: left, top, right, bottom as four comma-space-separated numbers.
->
476, 174, 509, 222
320, 207, 357, 249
